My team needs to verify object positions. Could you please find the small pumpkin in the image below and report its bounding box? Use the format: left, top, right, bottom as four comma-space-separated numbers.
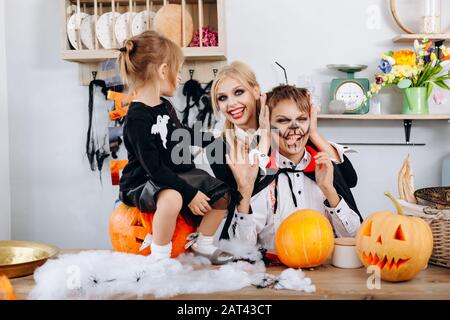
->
355, 192, 433, 282
109, 203, 194, 258
0, 275, 16, 300
275, 209, 335, 268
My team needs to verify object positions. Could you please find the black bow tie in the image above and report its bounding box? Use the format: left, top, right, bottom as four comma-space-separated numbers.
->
273, 167, 304, 214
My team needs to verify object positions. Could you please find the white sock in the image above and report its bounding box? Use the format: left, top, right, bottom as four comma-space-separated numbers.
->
192, 233, 218, 255
150, 242, 172, 261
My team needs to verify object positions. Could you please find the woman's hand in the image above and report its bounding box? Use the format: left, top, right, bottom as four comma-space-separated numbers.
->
188, 191, 212, 216
314, 152, 340, 207
309, 99, 319, 139
226, 140, 259, 196
308, 101, 342, 162
257, 93, 271, 155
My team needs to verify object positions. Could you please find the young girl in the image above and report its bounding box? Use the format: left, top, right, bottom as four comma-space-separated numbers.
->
118, 31, 234, 264
206, 61, 358, 240
226, 85, 363, 253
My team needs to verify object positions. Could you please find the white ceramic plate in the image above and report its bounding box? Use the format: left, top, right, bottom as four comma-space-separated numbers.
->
96, 12, 121, 49
80, 15, 96, 50
132, 10, 155, 36
115, 12, 137, 47
67, 12, 89, 50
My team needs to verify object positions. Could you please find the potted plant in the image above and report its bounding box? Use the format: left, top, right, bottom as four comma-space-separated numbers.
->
366, 40, 450, 114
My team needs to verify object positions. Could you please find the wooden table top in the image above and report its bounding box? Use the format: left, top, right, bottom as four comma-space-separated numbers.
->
10, 250, 450, 300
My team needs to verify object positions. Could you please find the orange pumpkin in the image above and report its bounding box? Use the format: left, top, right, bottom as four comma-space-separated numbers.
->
0, 275, 16, 300
355, 192, 433, 282
109, 203, 194, 258
275, 209, 335, 268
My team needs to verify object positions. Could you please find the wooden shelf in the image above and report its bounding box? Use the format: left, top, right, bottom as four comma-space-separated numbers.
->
318, 114, 450, 120
393, 34, 450, 43
62, 46, 226, 63
62, 0, 227, 85
71, 0, 217, 4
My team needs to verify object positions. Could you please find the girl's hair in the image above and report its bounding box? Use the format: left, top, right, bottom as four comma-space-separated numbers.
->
117, 31, 184, 91
266, 85, 312, 114
211, 61, 260, 143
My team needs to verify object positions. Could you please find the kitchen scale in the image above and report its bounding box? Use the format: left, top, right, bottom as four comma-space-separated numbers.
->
327, 64, 370, 114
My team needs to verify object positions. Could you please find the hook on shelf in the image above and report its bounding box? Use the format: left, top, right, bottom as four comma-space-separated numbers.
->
213, 68, 218, 78
189, 69, 194, 80
337, 120, 426, 146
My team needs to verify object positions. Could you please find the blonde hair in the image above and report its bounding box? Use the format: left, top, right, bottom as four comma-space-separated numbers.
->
117, 31, 184, 91
211, 61, 260, 145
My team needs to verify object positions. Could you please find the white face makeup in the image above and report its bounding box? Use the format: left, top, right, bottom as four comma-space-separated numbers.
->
270, 99, 311, 158
216, 77, 258, 129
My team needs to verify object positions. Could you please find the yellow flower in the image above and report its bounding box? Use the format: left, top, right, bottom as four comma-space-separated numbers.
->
392, 65, 415, 78
386, 73, 396, 83
371, 83, 382, 94
441, 46, 449, 57
430, 53, 437, 61
392, 50, 417, 66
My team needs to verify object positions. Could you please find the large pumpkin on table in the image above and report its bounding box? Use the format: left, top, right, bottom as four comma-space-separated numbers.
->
275, 209, 335, 268
356, 192, 433, 282
109, 203, 194, 258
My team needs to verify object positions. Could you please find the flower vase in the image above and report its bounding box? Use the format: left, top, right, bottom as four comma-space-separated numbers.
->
402, 87, 429, 115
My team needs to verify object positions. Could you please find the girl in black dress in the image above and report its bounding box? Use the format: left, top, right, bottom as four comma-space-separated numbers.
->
118, 31, 234, 264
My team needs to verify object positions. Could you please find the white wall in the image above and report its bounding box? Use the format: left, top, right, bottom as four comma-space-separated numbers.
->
0, 0, 11, 240
4, 0, 450, 248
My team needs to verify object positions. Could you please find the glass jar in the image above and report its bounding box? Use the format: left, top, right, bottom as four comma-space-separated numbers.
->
421, 0, 441, 34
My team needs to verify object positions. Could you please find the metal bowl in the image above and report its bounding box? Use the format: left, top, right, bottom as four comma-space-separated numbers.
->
0, 241, 59, 279
414, 187, 450, 209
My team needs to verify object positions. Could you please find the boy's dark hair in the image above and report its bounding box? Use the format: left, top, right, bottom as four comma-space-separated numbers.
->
266, 85, 311, 114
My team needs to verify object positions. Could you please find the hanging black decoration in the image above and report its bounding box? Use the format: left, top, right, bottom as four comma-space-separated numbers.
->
180, 70, 216, 130
86, 74, 125, 177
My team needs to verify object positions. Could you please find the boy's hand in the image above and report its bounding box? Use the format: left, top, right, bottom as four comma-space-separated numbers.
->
188, 191, 212, 216
314, 152, 334, 191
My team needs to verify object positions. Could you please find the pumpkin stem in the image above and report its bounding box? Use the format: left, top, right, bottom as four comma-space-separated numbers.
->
385, 192, 404, 216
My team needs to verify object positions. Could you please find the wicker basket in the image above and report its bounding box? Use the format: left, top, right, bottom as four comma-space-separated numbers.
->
398, 199, 450, 268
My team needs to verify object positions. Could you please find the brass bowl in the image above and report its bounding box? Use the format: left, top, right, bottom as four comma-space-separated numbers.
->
0, 241, 59, 279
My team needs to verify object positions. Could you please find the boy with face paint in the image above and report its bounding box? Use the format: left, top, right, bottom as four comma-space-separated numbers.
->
226, 85, 362, 253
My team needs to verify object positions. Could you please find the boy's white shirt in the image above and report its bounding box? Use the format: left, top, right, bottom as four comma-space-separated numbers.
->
230, 143, 361, 252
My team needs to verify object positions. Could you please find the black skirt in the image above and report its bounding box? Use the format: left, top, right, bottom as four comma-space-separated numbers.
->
120, 168, 233, 227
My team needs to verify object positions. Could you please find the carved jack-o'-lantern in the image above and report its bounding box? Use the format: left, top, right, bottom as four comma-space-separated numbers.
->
356, 192, 433, 282
109, 203, 194, 258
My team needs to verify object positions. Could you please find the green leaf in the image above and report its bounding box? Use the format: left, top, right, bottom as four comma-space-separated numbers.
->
434, 80, 450, 90
429, 65, 443, 78
417, 62, 436, 87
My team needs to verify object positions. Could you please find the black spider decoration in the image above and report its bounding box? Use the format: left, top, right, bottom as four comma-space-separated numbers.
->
180, 70, 216, 129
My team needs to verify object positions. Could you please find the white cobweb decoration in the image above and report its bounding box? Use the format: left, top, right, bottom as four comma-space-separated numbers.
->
28, 240, 316, 300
